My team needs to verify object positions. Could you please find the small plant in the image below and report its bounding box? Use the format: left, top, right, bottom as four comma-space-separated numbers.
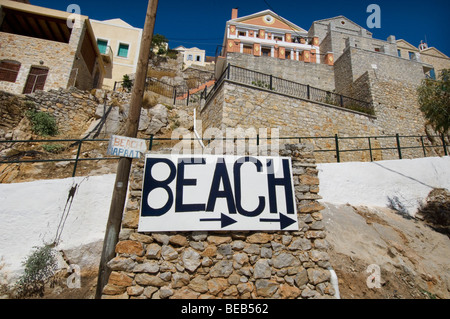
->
26, 109, 59, 136
417, 188, 450, 236
42, 144, 65, 154
122, 74, 133, 92
14, 245, 58, 298
251, 80, 275, 91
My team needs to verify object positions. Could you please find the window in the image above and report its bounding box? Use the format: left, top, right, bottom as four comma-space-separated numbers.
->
261, 47, 271, 57
23, 67, 48, 94
238, 31, 246, 37
374, 47, 380, 52
408, 51, 415, 60
196, 55, 201, 62
243, 45, 252, 55
397, 49, 401, 57
429, 68, 436, 80
97, 39, 108, 54
117, 43, 129, 58
0, 60, 21, 83
187, 54, 193, 61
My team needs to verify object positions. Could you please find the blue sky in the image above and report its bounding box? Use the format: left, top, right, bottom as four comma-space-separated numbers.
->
31, 0, 450, 57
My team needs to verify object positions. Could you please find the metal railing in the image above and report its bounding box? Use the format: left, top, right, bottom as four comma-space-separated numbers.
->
1, 133, 447, 181
114, 75, 215, 107
204, 64, 374, 115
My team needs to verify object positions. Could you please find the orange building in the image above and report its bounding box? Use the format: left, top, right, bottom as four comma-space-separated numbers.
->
220, 9, 322, 64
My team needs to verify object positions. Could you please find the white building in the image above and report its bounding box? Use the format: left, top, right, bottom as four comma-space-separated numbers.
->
174, 46, 206, 67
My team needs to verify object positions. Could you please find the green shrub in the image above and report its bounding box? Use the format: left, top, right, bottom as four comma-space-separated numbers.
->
42, 144, 65, 154
15, 245, 57, 298
122, 74, 133, 92
26, 110, 59, 136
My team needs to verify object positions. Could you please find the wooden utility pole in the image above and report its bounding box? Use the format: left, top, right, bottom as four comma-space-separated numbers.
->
95, 0, 158, 299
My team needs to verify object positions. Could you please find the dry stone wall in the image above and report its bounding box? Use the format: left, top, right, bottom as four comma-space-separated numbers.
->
0, 88, 131, 139
101, 143, 335, 299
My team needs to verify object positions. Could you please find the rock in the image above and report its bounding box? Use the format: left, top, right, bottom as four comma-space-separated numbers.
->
107, 256, 136, 272
207, 278, 228, 295
210, 260, 233, 278
232, 252, 249, 268
159, 286, 174, 299
279, 284, 301, 299
299, 175, 320, 186
103, 284, 127, 295
299, 202, 325, 213
135, 274, 166, 287
294, 269, 309, 287
254, 259, 272, 279
182, 248, 202, 272
108, 271, 133, 287
237, 282, 254, 294
171, 287, 200, 299
301, 286, 320, 298
146, 243, 161, 259
161, 245, 178, 260
170, 234, 189, 247
115, 240, 145, 256
307, 268, 331, 285
138, 108, 150, 131
133, 261, 160, 273
272, 253, 300, 269
146, 104, 168, 134
152, 233, 170, 245
188, 276, 209, 293
247, 233, 274, 244
288, 238, 312, 251
127, 285, 144, 296
309, 250, 330, 262
207, 235, 232, 245
255, 279, 278, 297
172, 272, 190, 288
122, 210, 139, 229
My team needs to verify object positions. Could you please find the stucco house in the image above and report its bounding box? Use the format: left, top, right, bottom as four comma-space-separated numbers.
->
174, 46, 206, 67
90, 18, 142, 90
0, 0, 105, 94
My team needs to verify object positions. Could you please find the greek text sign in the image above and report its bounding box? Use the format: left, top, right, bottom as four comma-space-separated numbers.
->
107, 135, 147, 159
138, 154, 298, 232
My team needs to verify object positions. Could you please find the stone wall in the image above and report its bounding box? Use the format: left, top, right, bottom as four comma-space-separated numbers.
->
0, 87, 131, 139
101, 143, 336, 299
201, 81, 381, 163
226, 53, 335, 92
199, 79, 445, 162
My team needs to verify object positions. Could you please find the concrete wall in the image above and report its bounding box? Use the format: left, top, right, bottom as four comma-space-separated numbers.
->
318, 156, 450, 216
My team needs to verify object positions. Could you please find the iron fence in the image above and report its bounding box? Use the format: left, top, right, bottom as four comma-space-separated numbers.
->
0, 133, 447, 180
204, 64, 374, 115
114, 75, 215, 107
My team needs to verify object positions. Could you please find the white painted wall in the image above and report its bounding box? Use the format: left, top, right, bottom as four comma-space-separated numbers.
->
1, 156, 449, 289
0, 174, 116, 286
317, 156, 450, 216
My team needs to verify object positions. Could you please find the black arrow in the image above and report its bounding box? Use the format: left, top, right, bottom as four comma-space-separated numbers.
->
260, 213, 297, 230
200, 213, 237, 228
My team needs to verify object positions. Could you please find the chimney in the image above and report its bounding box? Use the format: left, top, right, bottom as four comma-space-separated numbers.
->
232, 8, 238, 20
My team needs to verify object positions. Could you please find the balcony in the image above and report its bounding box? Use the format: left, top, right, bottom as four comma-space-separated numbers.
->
100, 46, 113, 64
